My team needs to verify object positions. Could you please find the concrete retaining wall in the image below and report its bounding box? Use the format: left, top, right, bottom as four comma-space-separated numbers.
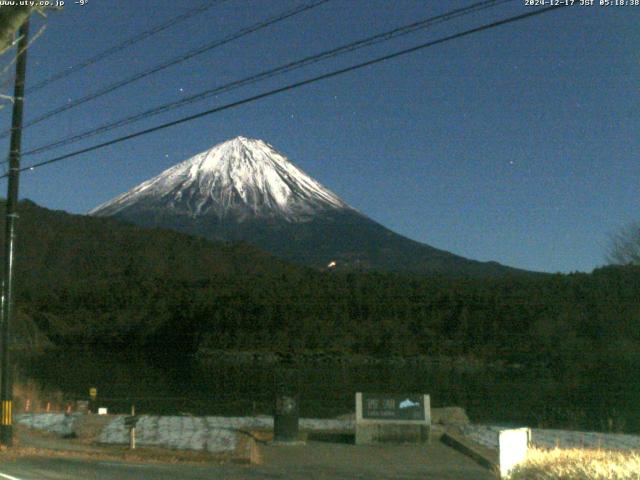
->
16, 413, 354, 453
16, 413, 79, 437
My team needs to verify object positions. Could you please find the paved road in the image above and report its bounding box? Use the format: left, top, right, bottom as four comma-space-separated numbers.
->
0, 441, 496, 479
0, 458, 256, 480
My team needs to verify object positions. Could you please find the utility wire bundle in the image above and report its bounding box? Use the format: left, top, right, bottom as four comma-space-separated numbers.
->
0, 1, 569, 178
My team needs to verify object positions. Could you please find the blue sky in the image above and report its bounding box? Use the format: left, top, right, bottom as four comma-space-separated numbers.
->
0, 0, 637, 273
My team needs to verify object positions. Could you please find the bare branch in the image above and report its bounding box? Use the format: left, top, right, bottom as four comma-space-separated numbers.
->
0, 6, 33, 55
0, 23, 45, 77
607, 222, 640, 266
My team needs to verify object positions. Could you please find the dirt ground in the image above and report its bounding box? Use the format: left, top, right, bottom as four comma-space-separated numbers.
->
7, 424, 497, 479
256, 439, 496, 479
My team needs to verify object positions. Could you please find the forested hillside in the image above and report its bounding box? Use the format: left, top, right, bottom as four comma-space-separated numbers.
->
4, 200, 638, 366
2, 200, 639, 430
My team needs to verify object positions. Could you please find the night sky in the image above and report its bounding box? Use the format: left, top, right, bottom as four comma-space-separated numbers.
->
0, 0, 637, 273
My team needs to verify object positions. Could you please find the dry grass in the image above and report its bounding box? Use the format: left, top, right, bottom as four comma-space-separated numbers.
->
0, 443, 237, 466
13, 379, 65, 413
509, 447, 640, 480
9, 425, 241, 465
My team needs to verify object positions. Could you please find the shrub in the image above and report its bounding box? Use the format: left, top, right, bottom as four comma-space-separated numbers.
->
509, 447, 640, 480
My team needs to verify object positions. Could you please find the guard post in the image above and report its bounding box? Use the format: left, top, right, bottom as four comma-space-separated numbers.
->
273, 361, 300, 443
124, 405, 139, 450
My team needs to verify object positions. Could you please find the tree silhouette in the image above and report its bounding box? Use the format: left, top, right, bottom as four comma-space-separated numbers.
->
608, 221, 640, 266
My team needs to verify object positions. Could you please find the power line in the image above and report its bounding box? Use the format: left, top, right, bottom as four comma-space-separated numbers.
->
23, 0, 512, 158
0, 0, 331, 139
5, 5, 568, 179
27, 1, 225, 94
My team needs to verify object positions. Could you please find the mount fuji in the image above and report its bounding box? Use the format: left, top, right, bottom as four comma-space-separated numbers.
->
90, 137, 524, 276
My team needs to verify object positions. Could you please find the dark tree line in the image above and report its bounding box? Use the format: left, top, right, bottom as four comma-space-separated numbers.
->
19, 259, 640, 385
4, 200, 640, 431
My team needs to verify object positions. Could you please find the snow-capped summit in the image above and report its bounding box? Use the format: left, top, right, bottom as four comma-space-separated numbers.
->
90, 136, 351, 222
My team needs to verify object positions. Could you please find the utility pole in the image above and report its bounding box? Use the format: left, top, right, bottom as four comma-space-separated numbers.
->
0, 18, 30, 447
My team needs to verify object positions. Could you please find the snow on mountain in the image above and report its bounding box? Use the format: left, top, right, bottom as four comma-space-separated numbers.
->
90, 136, 351, 222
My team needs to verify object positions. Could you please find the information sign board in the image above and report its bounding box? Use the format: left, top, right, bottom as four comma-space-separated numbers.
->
361, 393, 426, 421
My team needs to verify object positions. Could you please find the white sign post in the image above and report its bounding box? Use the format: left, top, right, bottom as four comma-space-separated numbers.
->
499, 427, 530, 478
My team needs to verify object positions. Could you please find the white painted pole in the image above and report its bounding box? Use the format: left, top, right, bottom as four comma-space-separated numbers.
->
130, 405, 136, 450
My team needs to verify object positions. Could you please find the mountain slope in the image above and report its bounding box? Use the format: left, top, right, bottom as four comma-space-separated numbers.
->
91, 137, 529, 277
6, 199, 295, 292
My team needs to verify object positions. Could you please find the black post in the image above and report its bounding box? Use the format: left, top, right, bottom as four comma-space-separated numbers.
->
273, 360, 300, 443
0, 19, 29, 447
